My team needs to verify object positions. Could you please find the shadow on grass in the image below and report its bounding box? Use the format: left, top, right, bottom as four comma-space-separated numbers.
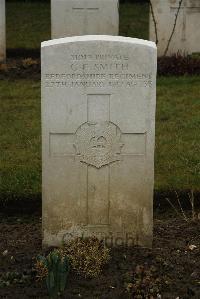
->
0, 190, 199, 216
0, 194, 41, 216
7, 48, 40, 59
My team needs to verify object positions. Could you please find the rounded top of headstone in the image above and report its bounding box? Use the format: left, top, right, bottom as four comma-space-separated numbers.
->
41, 35, 156, 49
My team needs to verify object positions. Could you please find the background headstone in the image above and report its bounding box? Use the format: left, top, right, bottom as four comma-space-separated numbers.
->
42, 36, 157, 248
149, 0, 200, 56
0, 0, 5, 62
51, 0, 119, 38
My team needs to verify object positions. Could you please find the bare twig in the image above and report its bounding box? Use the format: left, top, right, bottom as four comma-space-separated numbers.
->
164, 0, 184, 56
149, 0, 158, 45
188, 190, 195, 220
166, 197, 185, 220
166, 191, 199, 222
175, 191, 189, 222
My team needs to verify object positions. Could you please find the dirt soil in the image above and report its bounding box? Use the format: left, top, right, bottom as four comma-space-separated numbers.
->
0, 58, 40, 80
0, 213, 200, 299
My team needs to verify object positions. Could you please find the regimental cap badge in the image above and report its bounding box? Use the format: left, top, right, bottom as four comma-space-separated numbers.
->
74, 121, 124, 168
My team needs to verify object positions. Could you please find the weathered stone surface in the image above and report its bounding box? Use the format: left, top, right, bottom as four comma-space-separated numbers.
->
41, 36, 157, 248
0, 0, 5, 62
149, 0, 200, 56
51, 0, 119, 38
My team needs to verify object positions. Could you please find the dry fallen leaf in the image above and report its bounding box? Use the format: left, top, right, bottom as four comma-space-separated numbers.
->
188, 245, 197, 251
2, 250, 8, 256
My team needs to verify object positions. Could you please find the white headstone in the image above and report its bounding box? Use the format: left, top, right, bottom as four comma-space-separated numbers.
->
42, 36, 157, 248
149, 0, 200, 56
51, 0, 119, 38
0, 0, 5, 62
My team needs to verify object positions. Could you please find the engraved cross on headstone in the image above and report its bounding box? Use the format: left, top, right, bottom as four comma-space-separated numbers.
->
171, 0, 200, 40
72, 6, 99, 18
50, 94, 146, 226
72, 5, 100, 34
72, 7, 99, 12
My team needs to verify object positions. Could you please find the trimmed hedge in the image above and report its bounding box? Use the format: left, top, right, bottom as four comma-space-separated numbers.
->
158, 54, 200, 76
0, 54, 200, 79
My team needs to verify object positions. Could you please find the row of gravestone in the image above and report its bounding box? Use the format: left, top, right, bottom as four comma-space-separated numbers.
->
0, 0, 200, 61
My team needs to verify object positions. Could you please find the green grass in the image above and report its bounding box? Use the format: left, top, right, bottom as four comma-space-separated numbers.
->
6, 2, 149, 50
2, 2, 200, 199
156, 77, 200, 191
0, 77, 200, 200
7, 2, 51, 49
0, 80, 41, 199
119, 3, 149, 40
